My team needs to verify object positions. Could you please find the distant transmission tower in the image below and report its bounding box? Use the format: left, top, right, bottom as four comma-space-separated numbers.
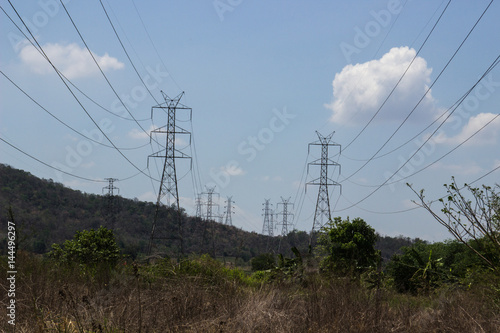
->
224, 196, 235, 226
277, 197, 294, 236
262, 199, 273, 236
195, 194, 203, 218
307, 131, 341, 232
102, 178, 119, 229
148, 91, 192, 255
203, 185, 220, 221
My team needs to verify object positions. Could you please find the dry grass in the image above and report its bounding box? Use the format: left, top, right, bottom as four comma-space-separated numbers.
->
1, 252, 499, 332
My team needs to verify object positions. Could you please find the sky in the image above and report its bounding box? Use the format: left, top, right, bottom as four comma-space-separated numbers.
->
1, 0, 500, 242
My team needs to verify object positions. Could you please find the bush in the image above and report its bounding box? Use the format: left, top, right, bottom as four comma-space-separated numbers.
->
250, 253, 276, 271
386, 240, 482, 294
49, 226, 120, 269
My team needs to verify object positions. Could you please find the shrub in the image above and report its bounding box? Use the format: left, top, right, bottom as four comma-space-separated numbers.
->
49, 226, 120, 270
250, 253, 276, 271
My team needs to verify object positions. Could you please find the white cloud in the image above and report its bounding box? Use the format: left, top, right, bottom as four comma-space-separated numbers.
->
259, 175, 283, 182
132, 126, 189, 147
129, 125, 157, 140
138, 191, 156, 202
326, 46, 439, 125
19, 42, 124, 79
128, 128, 149, 140
222, 164, 245, 176
435, 113, 500, 146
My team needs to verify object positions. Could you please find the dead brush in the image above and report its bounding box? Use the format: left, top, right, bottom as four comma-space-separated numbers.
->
2, 252, 500, 332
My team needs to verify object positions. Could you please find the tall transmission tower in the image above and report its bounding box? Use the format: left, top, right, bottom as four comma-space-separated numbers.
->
224, 196, 235, 226
102, 178, 119, 229
195, 194, 203, 218
307, 131, 341, 232
262, 199, 273, 236
148, 91, 192, 255
277, 197, 294, 236
202, 185, 220, 221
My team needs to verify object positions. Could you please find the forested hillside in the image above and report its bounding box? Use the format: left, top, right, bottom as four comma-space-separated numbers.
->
0, 164, 416, 261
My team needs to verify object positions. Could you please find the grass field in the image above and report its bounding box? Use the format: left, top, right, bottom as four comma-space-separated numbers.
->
1, 251, 499, 332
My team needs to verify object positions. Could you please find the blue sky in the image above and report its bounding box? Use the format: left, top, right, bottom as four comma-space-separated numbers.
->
1, 0, 499, 241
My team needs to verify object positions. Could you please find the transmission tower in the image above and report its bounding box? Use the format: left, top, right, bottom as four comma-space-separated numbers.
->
102, 178, 119, 229
202, 185, 220, 221
195, 194, 203, 218
262, 199, 273, 236
224, 196, 235, 226
307, 131, 341, 232
147, 91, 192, 255
277, 197, 294, 236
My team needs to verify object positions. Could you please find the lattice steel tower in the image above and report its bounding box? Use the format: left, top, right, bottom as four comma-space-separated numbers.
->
307, 131, 341, 232
277, 197, 294, 236
102, 178, 119, 229
224, 196, 234, 226
148, 91, 191, 255
203, 185, 219, 221
195, 194, 203, 218
262, 199, 273, 236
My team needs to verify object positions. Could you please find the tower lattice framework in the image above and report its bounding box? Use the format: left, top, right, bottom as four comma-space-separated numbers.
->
102, 178, 119, 229
262, 199, 273, 236
277, 197, 294, 236
224, 196, 234, 226
307, 131, 341, 232
203, 185, 219, 221
148, 91, 191, 255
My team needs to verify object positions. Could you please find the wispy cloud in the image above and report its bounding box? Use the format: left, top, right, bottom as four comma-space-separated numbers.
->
19, 42, 124, 79
221, 164, 245, 176
435, 113, 500, 146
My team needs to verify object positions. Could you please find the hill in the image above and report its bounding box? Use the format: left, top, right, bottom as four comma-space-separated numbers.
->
0, 164, 417, 261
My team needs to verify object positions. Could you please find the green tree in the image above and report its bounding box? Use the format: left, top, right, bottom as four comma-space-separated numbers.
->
49, 226, 120, 269
318, 217, 380, 276
250, 253, 276, 271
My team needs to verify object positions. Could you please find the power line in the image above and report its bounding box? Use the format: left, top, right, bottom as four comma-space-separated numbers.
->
345, 54, 500, 189
59, 0, 160, 145
341, 0, 494, 183
336, 53, 500, 212
98, 0, 159, 105
0, 135, 104, 183
6, 0, 157, 182
341, 160, 500, 216
0, 70, 148, 151
340, 193, 419, 215
130, 0, 182, 92
342, 0, 452, 152
0, 5, 149, 123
